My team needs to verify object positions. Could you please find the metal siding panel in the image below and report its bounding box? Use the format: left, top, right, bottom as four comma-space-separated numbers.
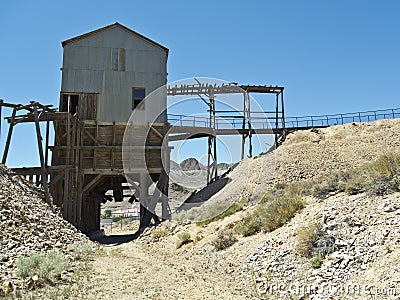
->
104, 71, 113, 95
88, 47, 97, 70
89, 70, 103, 92
112, 71, 121, 95
120, 72, 129, 96
81, 70, 90, 92
137, 50, 147, 73
125, 49, 133, 72
104, 48, 111, 70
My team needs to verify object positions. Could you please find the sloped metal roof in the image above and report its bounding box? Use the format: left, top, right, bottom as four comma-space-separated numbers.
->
61, 22, 169, 55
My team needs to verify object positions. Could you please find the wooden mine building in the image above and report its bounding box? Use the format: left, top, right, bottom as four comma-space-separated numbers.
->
1, 23, 170, 235
52, 23, 170, 234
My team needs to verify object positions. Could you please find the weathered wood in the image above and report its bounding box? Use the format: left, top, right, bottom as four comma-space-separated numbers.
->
33, 105, 51, 204
2, 108, 17, 164
45, 117, 50, 166
82, 174, 102, 194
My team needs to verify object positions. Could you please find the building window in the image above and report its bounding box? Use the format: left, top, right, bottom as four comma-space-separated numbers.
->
132, 88, 145, 110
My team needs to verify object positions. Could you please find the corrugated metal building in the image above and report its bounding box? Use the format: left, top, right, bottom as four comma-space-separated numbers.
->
49, 23, 170, 234
60, 22, 168, 122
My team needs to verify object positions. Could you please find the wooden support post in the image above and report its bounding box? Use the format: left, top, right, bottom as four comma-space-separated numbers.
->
247, 92, 253, 158
2, 108, 17, 165
111, 121, 116, 170
93, 121, 98, 170
68, 117, 77, 222
275, 94, 279, 146
82, 174, 102, 194
63, 113, 71, 219
45, 117, 50, 167
73, 120, 81, 226
33, 105, 51, 204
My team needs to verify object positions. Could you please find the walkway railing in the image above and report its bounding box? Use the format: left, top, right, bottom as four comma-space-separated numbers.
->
168, 108, 400, 131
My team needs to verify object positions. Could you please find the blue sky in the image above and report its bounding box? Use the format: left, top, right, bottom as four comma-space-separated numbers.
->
1, 0, 400, 166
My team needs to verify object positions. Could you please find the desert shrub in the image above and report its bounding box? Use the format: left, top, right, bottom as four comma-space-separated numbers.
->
311, 153, 400, 197
296, 223, 335, 259
310, 254, 323, 269
311, 172, 347, 198
234, 209, 264, 237
16, 251, 68, 279
262, 195, 305, 232
235, 195, 305, 237
68, 242, 94, 261
211, 230, 238, 251
176, 231, 192, 249
296, 223, 323, 257
196, 198, 248, 226
151, 229, 168, 241
112, 215, 124, 222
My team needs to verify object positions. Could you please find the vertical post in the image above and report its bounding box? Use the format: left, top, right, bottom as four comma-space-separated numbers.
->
241, 92, 246, 160
94, 121, 98, 170
247, 92, 252, 158
63, 111, 71, 219
207, 93, 217, 184
111, 121, 116, 170
45, 117, 50, 167
33, 104, 51, 204
281, 90, 285, 130
275, 94, 279, 146
2, 108, 17, 165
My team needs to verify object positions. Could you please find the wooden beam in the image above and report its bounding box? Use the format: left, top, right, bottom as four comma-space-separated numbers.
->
2, 108, 17, 164
33, 105, 51, 204
150, 126, 164, 139
82, 174, 103, 194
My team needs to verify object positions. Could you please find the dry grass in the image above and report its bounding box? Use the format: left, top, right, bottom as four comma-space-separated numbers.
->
176, 231, 192, 249
16, 251, 68, 280
211, 230, 238, 251
235, 195, 305, 237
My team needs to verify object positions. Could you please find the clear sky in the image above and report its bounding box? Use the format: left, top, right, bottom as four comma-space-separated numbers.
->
1, 0, 400, 166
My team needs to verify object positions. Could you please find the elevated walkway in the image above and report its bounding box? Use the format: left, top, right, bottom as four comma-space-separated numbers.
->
167, 108, 400, 141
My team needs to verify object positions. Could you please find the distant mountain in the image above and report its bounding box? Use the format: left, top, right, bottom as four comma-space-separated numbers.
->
180, 158, 201, 171
170, 158, 233, 171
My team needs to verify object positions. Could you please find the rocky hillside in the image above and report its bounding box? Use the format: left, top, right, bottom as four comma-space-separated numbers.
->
0, 165, 89, 294
167, 118, 400, 299
275, 119, 400, 183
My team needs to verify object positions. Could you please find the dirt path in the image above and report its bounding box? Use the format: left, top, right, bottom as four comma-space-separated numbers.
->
85, 232, 255, 300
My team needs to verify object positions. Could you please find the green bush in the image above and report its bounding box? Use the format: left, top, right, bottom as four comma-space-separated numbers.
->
296, 223, 323, 257
296, 223, 335, 260
211, 230, 238, 251
235, 195, 305, 237
16, 251, 68, 279
310, 254, 323, 268
176, 231, 192, 249
112, 215, 124, 222
234, 209, 264, 237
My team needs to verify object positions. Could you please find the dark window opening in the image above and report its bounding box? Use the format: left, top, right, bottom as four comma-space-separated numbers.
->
60, 94, 79, 114
70, 95, 79, 114
132, 88, 145, 110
